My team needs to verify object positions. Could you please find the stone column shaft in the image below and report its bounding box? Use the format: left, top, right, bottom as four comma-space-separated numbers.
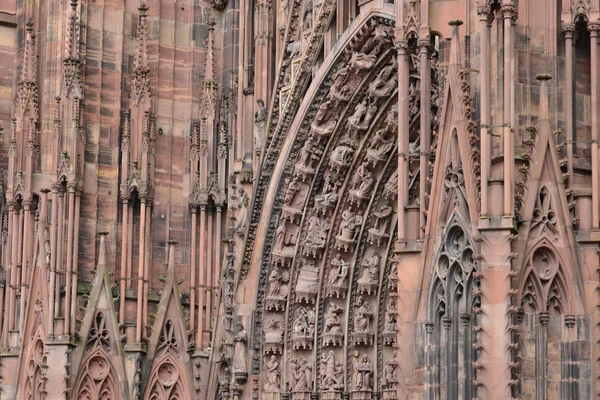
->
479, 6, 492, 217
418, 40, 430, 239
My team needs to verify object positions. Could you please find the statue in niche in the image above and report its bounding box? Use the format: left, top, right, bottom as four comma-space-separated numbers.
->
383, 310, 396, 334
339, 210, 363, 241
348, 98, 368, 127
264, 356, 281, 392
368, 59, 397, 99
289, 357, 313, 391
353, 296, 373, 333
232, 321, 248, 375
321, 350, 343, 391
367, 128, 395, 162
283, 176, 300, 208
286, 40, 302, 61
267, 266, 288, 299
275, 223, 287, 252
303, 0, 313, 30
350, 51, 377, 71
312, 99, 337, 136
314, 99, 334, 124
305, 215, 330, 249
295, 136, 322, 176
254, 98, 267, 151
330, 145, 354, 169
315, 179, 339, 209
234, 187, 249, 232
292, 307, 315, 338
381, 353, 398, 390
324, 304, 343, 334
351, 164, 374, 199
353, 353, 374, 391
358, 253, 380, 286
327, 254, 349, 285
330, 65, 352, 100
372, 202, 392, 233
383, 170, 398, 199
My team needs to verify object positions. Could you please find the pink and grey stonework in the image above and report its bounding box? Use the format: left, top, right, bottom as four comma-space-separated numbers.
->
0, 0, 598, 399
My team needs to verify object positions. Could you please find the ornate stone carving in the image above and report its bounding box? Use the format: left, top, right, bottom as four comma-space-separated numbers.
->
368, 59, 397, 100
352, 353, 374, 398
349, 164, 374, 205
357, 253, 380, 296
86, 311, 112, 354
323, 304, 344, 347
263, 313, 284, 354
233, 321, 248, 379
314, 179, 339, 215
266, 266, 290, 311
380, 353, 398, 399
531, 186, 558, 241
352, 296, 374, 345
383, 170, 398, 199
382, 298, 397, 346
335, 209, 363, 252
349, 98, 378, 131
294, 136, 323, 180
329, 145, 354, 172
282, 177, 308, 223
289, 357, 313, 394
366, 128, 395, 166
255, 98, 267, 153
295, 260, 319, 303
321, 350, 343, 392
303, 216, 330, 257
311, 99, 338, 137
264, 356, 281, 392
272, 222, 297, 266
368, 201, 392, 246
233, 187, 249, 234
325, 254, 349, 298
205, 0, 228, 10
291, 307, 315, 349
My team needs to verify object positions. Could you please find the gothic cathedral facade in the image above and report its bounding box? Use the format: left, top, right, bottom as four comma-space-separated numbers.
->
0, 0, 598, 399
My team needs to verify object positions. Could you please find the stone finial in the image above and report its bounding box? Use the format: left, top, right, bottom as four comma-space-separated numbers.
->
448, 20, 463, 67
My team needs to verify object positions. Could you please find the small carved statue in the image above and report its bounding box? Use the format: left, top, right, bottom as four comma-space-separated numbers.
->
353, 297, 373, 333
305, 215, 330, 248
353, 353, 373, 391
321, 350, 343, 391
303, 0, 313, 30
339, 209, 363, 240
381, 354, 398, 390
327, 254, 349, 285
254, 98, 267, 151
264, 356, 281, 392
292, 307, 315, 338
383, 311, 396, 334
284, 176, 301, 208
324, 304, 343, 334
267, 266, 287, 298
234, 187, 249, 232
290, 357, 313, 391
232, 321, 248, 375
351, 164, 374, 198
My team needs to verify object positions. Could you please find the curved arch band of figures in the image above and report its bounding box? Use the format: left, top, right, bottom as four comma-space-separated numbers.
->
244, 11, 444, 400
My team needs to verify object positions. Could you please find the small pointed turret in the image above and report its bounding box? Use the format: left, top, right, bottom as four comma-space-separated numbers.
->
98, 232, 109, 266
448, 20, 463, 68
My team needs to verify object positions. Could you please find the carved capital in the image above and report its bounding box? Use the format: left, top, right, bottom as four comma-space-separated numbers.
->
425, 322, 435, 333
476, 5, 492, 19
588, 23, 600, 38
417, 39, 430, 54
442, 316, 452, 330
500, 5, 518, 21
394, 40, 409, 56
565, 314, 576, 328
562, 24, 576, 40
459, 313, 471, 325
539, 311, 550, 326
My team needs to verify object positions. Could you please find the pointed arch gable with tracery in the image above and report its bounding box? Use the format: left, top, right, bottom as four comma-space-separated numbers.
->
143, 265, 193, 399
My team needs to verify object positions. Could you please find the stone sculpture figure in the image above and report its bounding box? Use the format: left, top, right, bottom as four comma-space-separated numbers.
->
354, 297, 373, 333
324, 304, 343, 334
284, 176, 301, 208
232, 321, 248, 375
353, 354, 373, 390
234, 187, 249, 232
351, 164, 374, 198
292, 307, 315, 337
264, 356, 281, 392
303, 0, 313, 30
328, 254, 349, 285
254, 98, 266, 151
305, 215, 330, 248
368, 60, 397, 99
321, 351, 343, 391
